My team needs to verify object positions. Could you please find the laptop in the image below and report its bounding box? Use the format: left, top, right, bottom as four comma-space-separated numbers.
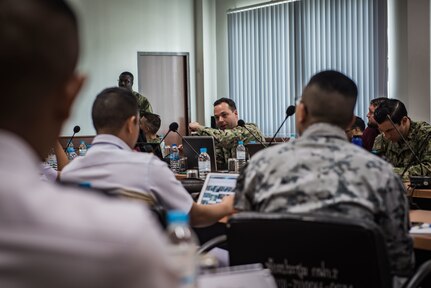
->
197, 173, 239, 205
245, 142, 279, 158
183, 136, 217, 171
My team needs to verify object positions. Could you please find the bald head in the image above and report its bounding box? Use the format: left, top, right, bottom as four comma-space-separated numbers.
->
0, 0, 82, 158
298, 70, 357, 131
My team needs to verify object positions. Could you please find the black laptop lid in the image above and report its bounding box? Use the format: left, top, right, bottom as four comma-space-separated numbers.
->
182, 136, 217, 171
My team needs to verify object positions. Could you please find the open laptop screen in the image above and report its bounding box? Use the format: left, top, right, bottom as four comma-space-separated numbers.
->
183, 136, 217, 171
197, 173, 239, 205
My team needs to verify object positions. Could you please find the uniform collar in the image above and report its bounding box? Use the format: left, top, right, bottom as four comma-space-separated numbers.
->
301, 123, 348, 141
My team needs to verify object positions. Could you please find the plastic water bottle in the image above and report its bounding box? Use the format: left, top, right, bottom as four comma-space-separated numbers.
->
236, 140, 246, 172
352, 135, 363, 147
159, 135, 166, 158
46, 147, 57, 170
198, 147, 211, 180
66, 146, 78, 161
166, 210, 198, 288
78, 141, 87, 156
170, 144, 180, 173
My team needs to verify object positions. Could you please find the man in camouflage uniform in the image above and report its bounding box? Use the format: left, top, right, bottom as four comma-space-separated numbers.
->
118, 71, 153, 116
372, 99, 431, 181
234, 71, 413, 281
189, 98, 265, 170
362, 97, 386, 151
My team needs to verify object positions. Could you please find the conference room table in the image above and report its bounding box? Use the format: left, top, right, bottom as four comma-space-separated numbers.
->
410, 210, 431, 251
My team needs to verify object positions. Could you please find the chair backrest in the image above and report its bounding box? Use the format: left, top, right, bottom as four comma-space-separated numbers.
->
109, 188, 167, 229
227, 212, 393, 288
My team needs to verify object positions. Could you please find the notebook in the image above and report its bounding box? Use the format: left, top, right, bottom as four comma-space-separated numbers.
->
182, 136, 217, 172
197, 173, 239, 205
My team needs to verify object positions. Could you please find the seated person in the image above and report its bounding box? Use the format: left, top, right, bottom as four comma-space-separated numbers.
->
0, 0, 177, 286
373, 98, 431, 180
362, 97, 386, 151
140, 112, 161, 143
189, 98, 265, 170
60, 87, 234, 227
345, 115, 365, 142
234, 71, 414, 281
136, 112, 164, 158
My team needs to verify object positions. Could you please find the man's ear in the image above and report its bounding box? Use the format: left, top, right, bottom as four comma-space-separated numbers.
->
126, 115, 138, 134
57, 73, 86, 121
296, 102, 308, 125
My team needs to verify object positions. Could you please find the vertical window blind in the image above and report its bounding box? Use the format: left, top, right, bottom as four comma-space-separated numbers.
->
228, 0, 387, 137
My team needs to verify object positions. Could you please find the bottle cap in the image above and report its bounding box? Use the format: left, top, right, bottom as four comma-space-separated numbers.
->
200, 147, 207, 153
238, 141, 244, 145
167, 210, 189, 224
172, 144, 177, 147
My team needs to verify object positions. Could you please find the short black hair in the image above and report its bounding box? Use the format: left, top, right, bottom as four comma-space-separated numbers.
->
213, 98, 237, 111
119, 71, 134, 82
352, 116, 366, 132
370, 97, 387, 108
141, 112, 161, 135
92, 87, 139, 133
303, 70, 358, 129
0, 0, 79, 120
374, 99, 408, 125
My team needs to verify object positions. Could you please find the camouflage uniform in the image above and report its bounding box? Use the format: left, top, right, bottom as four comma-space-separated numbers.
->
132, 91, 153, 116
196, 123, 265, 170
372, 121, 431, 180
234, 123, 414, 277
146, 137, 160, 144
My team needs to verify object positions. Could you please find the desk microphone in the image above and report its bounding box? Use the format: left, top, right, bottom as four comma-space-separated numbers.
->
268, 105, 295, 146
173, 130, 200, 157
376, 109, 430, 187
237, 120, 267, 147
160, 122, 179, 144
64, 125, 80, 152
375, 110, 424, 176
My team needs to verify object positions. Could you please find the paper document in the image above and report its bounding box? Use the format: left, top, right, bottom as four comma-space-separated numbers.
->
410, 223, 431, 234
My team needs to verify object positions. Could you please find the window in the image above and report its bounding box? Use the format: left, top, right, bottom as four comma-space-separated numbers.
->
228, 0, 387, 137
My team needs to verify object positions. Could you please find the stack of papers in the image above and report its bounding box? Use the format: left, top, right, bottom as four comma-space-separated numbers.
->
410, 223, 431, 234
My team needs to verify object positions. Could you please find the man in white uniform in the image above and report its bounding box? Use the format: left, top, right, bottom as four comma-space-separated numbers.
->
0, 0, 178, 287
61, 87, 234, 227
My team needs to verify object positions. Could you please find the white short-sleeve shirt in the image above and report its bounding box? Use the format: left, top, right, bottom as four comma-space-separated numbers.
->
0, 130, 178, 288
60, 134, 193, 213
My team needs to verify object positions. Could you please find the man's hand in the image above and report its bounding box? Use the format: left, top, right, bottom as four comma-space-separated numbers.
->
189, 122, 202, 131
221, 194, 235, 215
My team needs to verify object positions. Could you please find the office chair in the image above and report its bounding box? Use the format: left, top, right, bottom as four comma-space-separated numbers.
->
107, 188, 167, 229
206, 212, 431, 288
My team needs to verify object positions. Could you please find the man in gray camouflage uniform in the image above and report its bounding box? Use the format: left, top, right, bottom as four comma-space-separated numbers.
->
234, 71, 414, 280
118, 71, 153, 116
189, 98, 265, 170
372, 99, 431, 181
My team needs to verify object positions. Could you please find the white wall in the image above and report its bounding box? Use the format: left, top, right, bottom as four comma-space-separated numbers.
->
64, 0, 431, 136
64, 0, 195, 135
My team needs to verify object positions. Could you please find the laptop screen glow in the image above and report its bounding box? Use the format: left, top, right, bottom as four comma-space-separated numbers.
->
197, 173, 239, 205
